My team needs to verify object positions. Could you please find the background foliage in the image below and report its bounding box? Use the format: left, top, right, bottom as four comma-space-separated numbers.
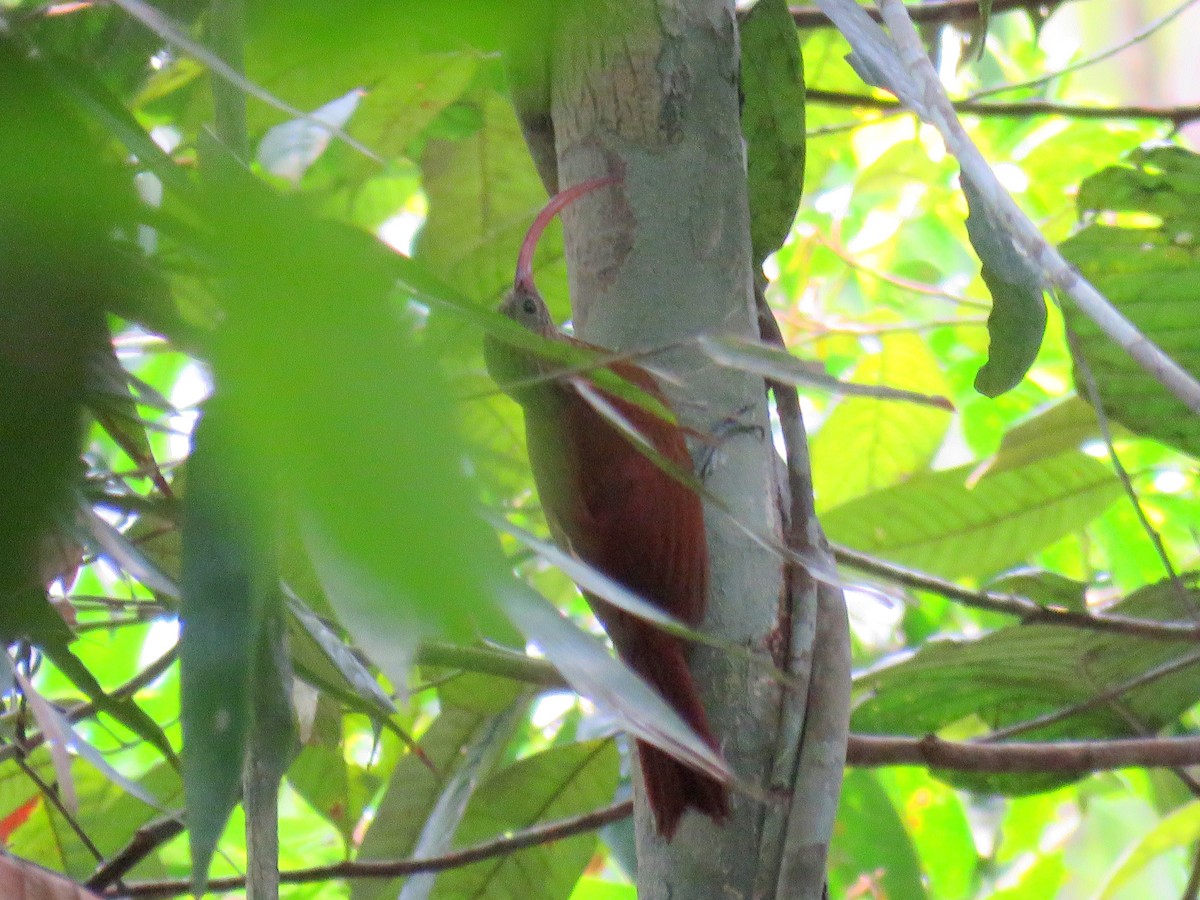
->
0, 0, 1198, 897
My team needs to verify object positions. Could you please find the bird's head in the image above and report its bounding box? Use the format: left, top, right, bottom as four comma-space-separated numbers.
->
498, 283, 556, 338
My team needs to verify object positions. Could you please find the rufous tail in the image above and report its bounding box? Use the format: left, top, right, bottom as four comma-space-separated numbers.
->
634, 637, 730, 840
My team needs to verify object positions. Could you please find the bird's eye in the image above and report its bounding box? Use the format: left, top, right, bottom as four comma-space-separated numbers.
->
522, 297, 538, 315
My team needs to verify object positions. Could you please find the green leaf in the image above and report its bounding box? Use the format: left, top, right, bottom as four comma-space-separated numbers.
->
416, 82, 550, 313
986, 569, 1089, 613
812, 333, 953, 508
1059, 146, 1200, 458
430, 740, 619, 898
853, 575, 1200, 794
569, 878, 637, 899
180, 400, 274, 888
979, 397, 1112, 478
964, 176, 1047, 397
878, 768, 977, 898
352, 677, 529, 900
202, 177, 509, 686
1095, 800, 1200, 899
740, 0, 806, 266
828, 770, 926, 899
244, 1, 482, 161
823, 451, 1121, 580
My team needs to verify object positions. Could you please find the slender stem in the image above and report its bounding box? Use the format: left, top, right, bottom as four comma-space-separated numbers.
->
104, 800, 635, 898
807, 88, 1200, 126
982, 649, 1200, 741
790, 0, 1088, 28
967, 0, 1200, 101
834, 543, 1200, 641
1068, 327, 1197, 618
104, 732, 1200, 897
14, 752, 106, 864
877, 0, 1200, 414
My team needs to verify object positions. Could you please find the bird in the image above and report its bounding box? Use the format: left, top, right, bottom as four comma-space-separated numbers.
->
483, 176, 730, 840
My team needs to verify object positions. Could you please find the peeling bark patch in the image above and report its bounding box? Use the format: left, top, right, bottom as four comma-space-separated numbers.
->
553, 1, 687, 152
655, 39, 690, 144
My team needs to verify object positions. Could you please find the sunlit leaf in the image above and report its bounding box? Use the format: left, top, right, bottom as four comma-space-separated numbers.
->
823, 452, 1121, 580
1060, 145, 1200, 458
179, 400, 274, 887
965, 176, 1047, 397
853, 575, 1200, 793
741, 0, 806, 266
353, 677, 530, 900
431, 740, 619, 898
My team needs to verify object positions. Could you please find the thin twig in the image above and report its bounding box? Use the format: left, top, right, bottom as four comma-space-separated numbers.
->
848, 733, 1200, 771
809, 231, 990, 310
968, 0, 1200, 101
877, 0, 1200, 413
0, 648, 177, 767
13, 751, 106, 864
88, 817, 186, 891
790, 0, 1081, 28
103, 800, 634, 898
834, 544, 1200, 641
807, 88, 1200, 126
1068, 327, 1197, 617
982, 649, 1200, 742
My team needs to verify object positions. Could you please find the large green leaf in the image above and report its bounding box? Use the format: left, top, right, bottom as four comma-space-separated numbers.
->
352, 675, 529, 900
430, 740, 619, 898
979, 397, 1111, 477
828, 770, 925, 899
811, 333, 952, 508
416, 82, 552, 312
244, 1, 483, 161
180, 399, 274, 887
853, 575, 1200, 794
823, 451, 1121, 580
740, 0, 806, 267
1059, 146, 1200, 458
202, 177, 509, 683
964, 176, 1047, 398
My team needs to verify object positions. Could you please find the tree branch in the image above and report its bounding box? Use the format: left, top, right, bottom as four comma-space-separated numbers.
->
849, 733, 1200, 772
877, 0, 1200, 413
103, 800, 634, 899
0, 647, 177, 767
102, 731, 1200, 897
834, 544, 1200, 641
790, 0, 1077, 28
807, 88, 1200, 126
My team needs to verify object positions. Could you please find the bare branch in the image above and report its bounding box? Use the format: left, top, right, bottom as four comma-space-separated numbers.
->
807, 88, 1200, 125
790, 0, 1079, 29
834, 544, 1200, 641
103, 800, 634, 899
877, 0, 1200, 413
848, 733, 1200, 771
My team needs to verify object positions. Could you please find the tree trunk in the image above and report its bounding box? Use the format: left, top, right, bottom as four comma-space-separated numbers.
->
540, 1, 850, 896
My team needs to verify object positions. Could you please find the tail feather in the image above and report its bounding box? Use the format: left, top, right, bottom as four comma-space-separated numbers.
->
637, 739, 730, 840
632, 634, 730, 839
